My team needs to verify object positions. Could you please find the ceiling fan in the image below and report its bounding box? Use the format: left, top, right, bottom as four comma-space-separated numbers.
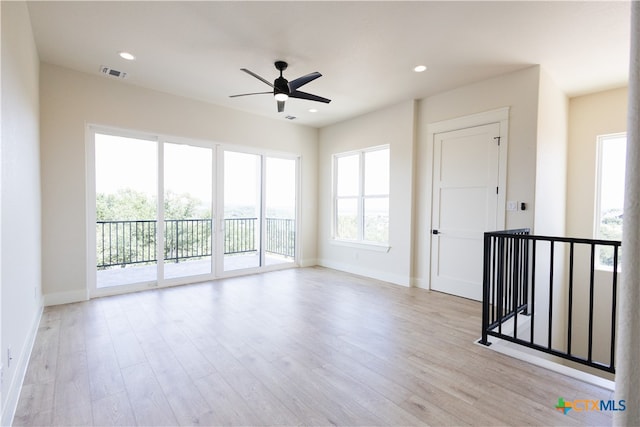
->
230, 61, 331, 113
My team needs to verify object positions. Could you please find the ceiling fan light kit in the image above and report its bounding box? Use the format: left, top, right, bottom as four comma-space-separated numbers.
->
230, 61, 331, 113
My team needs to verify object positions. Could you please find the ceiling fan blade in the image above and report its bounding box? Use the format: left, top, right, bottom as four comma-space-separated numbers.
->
277, 100, 285, 113
289, 90, 331, 104
288, 72, 322, 91
241, 68, 275, 88
229, 91, 273, 98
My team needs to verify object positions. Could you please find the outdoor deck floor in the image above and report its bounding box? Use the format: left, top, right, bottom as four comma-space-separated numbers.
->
97, 254, 293, 288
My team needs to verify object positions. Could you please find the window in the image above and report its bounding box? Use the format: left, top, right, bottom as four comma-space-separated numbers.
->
333, 146, 389, 245
595, 132, 626, 268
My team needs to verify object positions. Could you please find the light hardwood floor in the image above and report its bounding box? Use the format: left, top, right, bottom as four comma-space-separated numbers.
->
14, 267, 613, 426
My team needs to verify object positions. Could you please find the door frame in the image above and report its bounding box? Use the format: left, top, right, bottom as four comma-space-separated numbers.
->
86, 125, 302, 298
425, 107, 509, 292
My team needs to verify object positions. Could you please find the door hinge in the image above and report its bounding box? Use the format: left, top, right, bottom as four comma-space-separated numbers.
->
494, 136, 501, 145
496, 187, 499, 194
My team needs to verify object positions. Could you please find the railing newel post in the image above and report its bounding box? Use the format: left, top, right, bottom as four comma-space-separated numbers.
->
480, 231, 492, 346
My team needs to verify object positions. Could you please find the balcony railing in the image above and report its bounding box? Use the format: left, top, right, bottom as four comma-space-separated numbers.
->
265, 218, 296, 257
96, 217, 295, 269
480, 229, 621, 374
224, 218, 256, 255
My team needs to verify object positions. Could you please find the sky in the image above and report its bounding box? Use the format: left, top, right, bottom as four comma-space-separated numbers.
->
95, 133, 295, 215
599, 134, 626, 212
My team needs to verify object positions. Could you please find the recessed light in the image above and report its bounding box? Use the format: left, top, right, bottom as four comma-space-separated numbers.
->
119, 52, 135, 61
414, 65, 427, 72
309, 108, 318, 113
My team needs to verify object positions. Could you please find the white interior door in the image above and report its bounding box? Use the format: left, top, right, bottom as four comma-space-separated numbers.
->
431, 123, 501, 300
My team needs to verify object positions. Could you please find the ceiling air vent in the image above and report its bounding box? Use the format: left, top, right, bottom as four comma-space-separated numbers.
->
99, 65, 127, 79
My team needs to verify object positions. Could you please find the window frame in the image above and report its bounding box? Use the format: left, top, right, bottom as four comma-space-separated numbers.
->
594, 132, 626, 270
332, 145, 390, 250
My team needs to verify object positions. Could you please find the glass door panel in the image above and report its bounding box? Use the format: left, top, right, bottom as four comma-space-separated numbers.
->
265, 157, 296, 266
95, 133, 157, 288
163, 143, 213, 280
224, 151, 261, 271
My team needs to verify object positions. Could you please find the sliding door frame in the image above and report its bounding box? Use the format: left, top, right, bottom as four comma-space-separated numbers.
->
86, 125, 301, 298
86, 125, 217, 298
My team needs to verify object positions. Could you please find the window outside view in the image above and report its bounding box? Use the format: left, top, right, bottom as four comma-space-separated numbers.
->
334, 146, 389, 244
596, 133, 626, 268
95, 132, 297, 287
95, 134, 214, 286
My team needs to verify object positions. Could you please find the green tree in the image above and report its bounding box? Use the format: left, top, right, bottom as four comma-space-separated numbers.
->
164, 190, 211, 219
598, 209, 623, 266
96, 188, 156, 221
96, 189, 212, 268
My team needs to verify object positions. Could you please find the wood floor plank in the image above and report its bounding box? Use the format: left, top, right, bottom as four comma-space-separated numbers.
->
13, 382, 55, 424
53, 350, 91, 410
120, 363, 178, 426
194, 370, 263, 426
110, 331, 147, 369
91, 392, 137, 426
15, 267, 614, 426
199, 332, 303, 426
13, 408, 53, 427
86, 337, 126, 402
237, 350, 362, 426
22, 318, 60, 386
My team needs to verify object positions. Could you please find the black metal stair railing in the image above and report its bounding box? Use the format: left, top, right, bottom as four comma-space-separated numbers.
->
480, 229, 621, 374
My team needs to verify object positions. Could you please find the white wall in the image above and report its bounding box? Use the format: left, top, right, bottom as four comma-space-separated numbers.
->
317, 101, 416, 286
1, 2, 43, 425
532, 69, 569, 350
566, 87, 627, 365
413, 66, 540, 288
534, 69, 569, 235
567, 87, 628, 239
40, 63, 318, 304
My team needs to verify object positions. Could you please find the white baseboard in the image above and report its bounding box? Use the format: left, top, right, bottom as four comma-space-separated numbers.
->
411, 277, 428, 289
43, 289, 88, 306
1, 305, 43, 427
298, 258, 318, 268
317, 258, 410, 287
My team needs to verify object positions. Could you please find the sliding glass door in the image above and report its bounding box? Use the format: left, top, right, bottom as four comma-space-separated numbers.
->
222, 149, 297, 273
223, 151, 262, 271
264, 157, 297, 266
163, 142, 213, 280
90, 128, 298, 293
94, 133, 158, 288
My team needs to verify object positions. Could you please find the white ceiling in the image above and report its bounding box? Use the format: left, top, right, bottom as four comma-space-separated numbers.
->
27, 1, 631, 128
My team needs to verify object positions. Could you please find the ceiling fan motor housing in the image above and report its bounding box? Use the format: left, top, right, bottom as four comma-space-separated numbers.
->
274, 76, 290, 96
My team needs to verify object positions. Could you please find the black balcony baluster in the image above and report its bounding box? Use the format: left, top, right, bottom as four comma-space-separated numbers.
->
98, 217, 294, 270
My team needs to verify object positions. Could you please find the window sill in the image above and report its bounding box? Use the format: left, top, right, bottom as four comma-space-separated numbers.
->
595, 265, 621, 273
330, 239, 391, 253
